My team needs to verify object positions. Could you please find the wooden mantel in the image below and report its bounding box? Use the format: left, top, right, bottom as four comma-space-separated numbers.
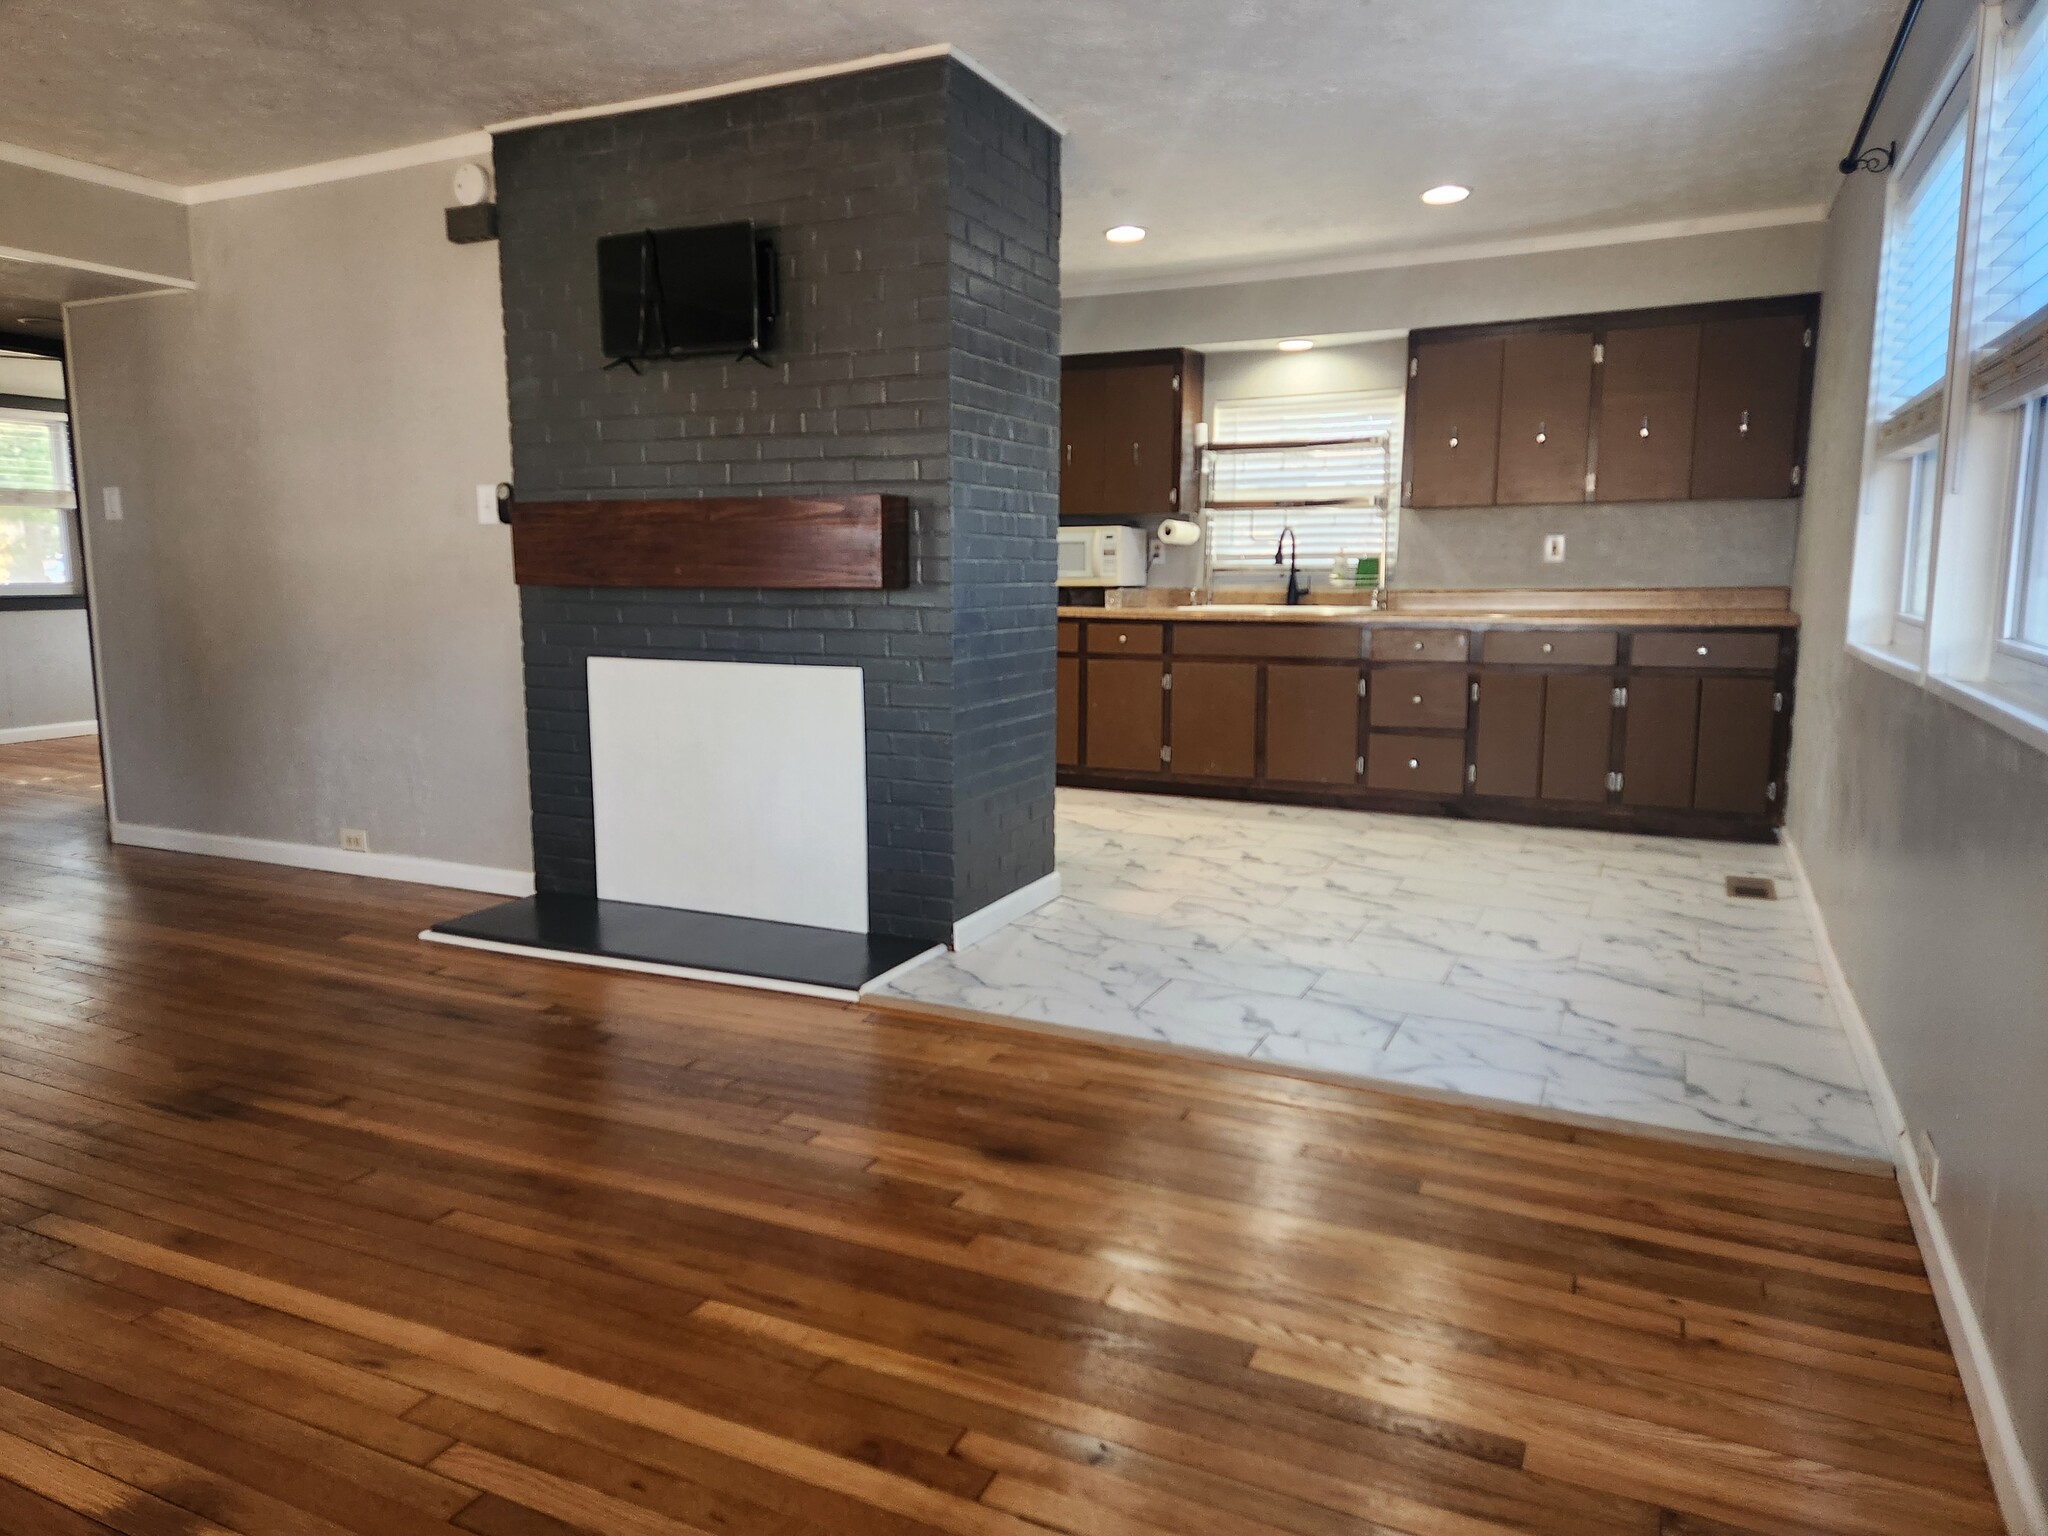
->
510, 495, 910, 590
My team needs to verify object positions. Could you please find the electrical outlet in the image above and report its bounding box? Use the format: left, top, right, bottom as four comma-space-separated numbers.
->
476, 484, 501, 525
339, 828, 370, 854
1542, 533, 1566, 563
102, 486, 124, 522
1914, 1128, 1941, 1201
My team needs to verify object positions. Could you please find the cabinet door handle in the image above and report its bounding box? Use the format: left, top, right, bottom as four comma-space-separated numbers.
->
1131, 443, 1141, 465
1449, 429, 1460, 448
1739, 411, 1751, 437
1535, 420, 1548, 445
1411, 694, 1423, 705
1639, 415, 1651, 439
1065, 443, 1073, 465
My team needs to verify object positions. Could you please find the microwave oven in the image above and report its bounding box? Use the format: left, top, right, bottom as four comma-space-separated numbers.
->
1057, 525, 1146, 587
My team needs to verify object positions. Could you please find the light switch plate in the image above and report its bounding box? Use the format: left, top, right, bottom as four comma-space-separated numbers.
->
1542, 533, 1566, 563
102, 486, 124, 522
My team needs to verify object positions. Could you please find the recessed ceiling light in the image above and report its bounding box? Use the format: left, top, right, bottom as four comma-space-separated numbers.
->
1104, 224, 1147, 244
1277, 338, 1315, 352
1421, 184, 1472, 206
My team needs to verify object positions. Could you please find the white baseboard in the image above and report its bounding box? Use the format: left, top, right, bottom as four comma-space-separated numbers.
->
111, 820, 536, 898
0, 719, 97, 745
952, 871, 1062, 950
1784, 836, 2048, 1536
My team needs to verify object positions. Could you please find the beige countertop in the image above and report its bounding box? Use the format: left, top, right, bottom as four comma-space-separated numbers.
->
1059, 605, 1800, 630
1058, 587, 1799, 630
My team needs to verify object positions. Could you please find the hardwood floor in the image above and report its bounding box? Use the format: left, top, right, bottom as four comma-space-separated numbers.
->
0, 735, 2004, 1535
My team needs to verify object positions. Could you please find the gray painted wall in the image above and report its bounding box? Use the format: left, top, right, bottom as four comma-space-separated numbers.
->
0, 160, 190, 281
1788, 0, 2048, 1501
1064, 221, 1825, 353
65, 159, 530, 874
0, 608, 96, 731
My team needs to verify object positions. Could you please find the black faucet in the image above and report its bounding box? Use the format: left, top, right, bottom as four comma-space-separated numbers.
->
1275, 525, 1305, 605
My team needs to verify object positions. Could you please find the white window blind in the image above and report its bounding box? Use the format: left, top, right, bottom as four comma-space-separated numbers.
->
1205, 390, 1400, 571
1978, 3, 2048, 347
1874, 108, 1968, 421
0, 406, 79, 594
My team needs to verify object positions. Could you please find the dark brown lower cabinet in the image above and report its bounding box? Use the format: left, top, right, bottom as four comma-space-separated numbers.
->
1366, 734, 1466, 794
1474, 673, 1544, 798
1169, 662, 1258, 778
1055, 615, 1793, 840
1056, 655, 1080, 767
1694, 677, 1777, 815
1621, 675, 1700, 809
1475, 673, 1614, 803
1265, 665, 1362, 785
1083, 658, 1164, 773
1540, 675, 1615, 802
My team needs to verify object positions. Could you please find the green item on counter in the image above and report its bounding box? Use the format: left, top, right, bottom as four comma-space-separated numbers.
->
1354, 556, 1381, 587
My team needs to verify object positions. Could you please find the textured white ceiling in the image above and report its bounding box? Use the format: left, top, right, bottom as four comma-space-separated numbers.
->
0, 0, 1897, 284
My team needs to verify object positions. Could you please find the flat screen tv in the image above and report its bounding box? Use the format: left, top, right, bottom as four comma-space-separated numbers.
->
597, 221, 778, 363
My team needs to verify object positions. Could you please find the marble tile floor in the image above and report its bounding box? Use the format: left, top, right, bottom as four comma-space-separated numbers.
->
873, 788, 1890, 1161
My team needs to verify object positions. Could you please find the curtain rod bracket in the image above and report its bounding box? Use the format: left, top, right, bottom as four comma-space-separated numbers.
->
1840, 0, 1926, 176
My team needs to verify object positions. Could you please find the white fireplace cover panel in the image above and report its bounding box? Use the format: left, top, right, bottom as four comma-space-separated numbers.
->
588, 656, 869, 934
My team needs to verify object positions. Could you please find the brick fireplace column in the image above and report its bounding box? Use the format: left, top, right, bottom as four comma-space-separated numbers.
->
495, 57, 1061, 944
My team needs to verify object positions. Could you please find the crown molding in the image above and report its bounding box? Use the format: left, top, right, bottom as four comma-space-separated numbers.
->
0, 141, 184, 202
0, 244, 195, 291
181, 132, 494, 204
12, 43, 1062, 211
1062, 204, 1830, 300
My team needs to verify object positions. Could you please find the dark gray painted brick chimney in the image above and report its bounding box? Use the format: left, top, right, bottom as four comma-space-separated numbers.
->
495, 57, 1060, 943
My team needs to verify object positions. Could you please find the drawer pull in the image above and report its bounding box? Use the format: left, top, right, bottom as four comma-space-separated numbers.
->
1412, 640, 1425, 652
1541, 641, 1554, 654
1119, 634, 1129, 644
1408, 758, 1420, 770
1697, 645, 1709, 656
1411, 693, 1423, 705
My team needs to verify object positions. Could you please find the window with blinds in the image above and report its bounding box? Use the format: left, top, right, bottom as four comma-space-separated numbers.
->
1874, 106, 1968, 426
1204, 390, 1400, 571
1978, 3, 2048, 349
0, 406, 79, 595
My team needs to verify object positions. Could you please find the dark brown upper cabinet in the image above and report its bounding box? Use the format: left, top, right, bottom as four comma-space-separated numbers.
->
1404, 295, 1817, 509
1060, 349, 1205, 518
1495, 330, 1596, 505
1690, 313, 1812, 500
1594, 324, 1701, 503
1404, 335, 1504, 507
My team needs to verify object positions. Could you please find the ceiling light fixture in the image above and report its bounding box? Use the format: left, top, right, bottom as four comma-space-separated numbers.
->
1104, 224, 1147, 244
1421, 184, 1471, 206
1277, 338, 1315, 352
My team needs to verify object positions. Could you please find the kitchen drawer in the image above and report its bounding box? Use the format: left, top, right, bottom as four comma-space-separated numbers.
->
1057, 620, 1081, 654
1369, 667, 1470, 730
1631, 630, 1781, 671
1369, 627, 1470, 663
1085, 622, 1164, 656
1171, 622, 1365, 659
1484, 629, 1619, 667
1367, 734, 1467, 794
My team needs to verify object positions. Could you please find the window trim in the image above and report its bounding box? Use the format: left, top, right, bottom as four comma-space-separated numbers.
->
0, 402, 83, 600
